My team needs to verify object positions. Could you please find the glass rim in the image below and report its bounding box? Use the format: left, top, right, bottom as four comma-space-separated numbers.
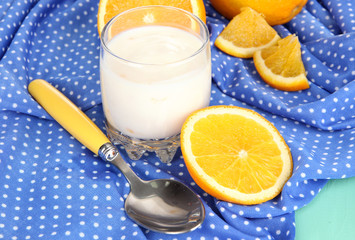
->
100, 5, 210, 66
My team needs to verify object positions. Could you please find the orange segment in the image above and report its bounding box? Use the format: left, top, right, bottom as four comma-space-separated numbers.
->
97, 0, 206, 35
253, 34, 310, 91
214, 7, 280, 58
181, 105, 293, 205
210, 0, 308, 26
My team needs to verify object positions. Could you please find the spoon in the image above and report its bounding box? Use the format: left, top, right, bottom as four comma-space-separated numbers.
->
28, 79, 205, 234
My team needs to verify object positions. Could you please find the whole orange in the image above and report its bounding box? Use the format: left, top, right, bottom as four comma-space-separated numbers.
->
210, 0, 308, 26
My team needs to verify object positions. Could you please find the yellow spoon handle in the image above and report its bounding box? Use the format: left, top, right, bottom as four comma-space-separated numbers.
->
28, 79, 110, 155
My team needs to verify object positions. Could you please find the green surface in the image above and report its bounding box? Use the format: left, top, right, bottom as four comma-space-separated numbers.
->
295, 176, 355, 240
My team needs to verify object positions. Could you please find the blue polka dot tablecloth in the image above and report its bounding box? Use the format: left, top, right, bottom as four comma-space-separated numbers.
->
0, 0, 354, 239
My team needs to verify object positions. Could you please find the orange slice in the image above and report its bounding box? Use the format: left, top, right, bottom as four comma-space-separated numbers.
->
253, 34, 309, 91
214, 7, 280, 58
97, 0, 206, 35
181, 105, 293, 205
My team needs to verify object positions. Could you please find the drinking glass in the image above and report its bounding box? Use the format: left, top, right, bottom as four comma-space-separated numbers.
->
100, 6, 211, 163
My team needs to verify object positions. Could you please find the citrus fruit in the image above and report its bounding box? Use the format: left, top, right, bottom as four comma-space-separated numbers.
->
214, 7, 280, 58
253, 34, 309, 91
181, 105, 293, 205
210, 0, 308, 26
97, 0, 206, 35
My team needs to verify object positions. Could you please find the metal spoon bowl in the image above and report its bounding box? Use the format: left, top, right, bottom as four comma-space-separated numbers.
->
125, 179, 205, 233
28, 79, 205, 234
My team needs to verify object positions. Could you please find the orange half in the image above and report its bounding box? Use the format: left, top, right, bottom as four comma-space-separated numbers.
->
181, 105, 293, 205
97, 0, 206, 35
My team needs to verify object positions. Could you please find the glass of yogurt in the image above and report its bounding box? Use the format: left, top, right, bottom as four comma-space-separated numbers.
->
100, 6, 211, 163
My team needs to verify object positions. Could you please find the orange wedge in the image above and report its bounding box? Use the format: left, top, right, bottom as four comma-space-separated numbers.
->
214, 7, 280, 58
181, 105, 293, 205
253, 34, 309, 91
97, 0, 206, 35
